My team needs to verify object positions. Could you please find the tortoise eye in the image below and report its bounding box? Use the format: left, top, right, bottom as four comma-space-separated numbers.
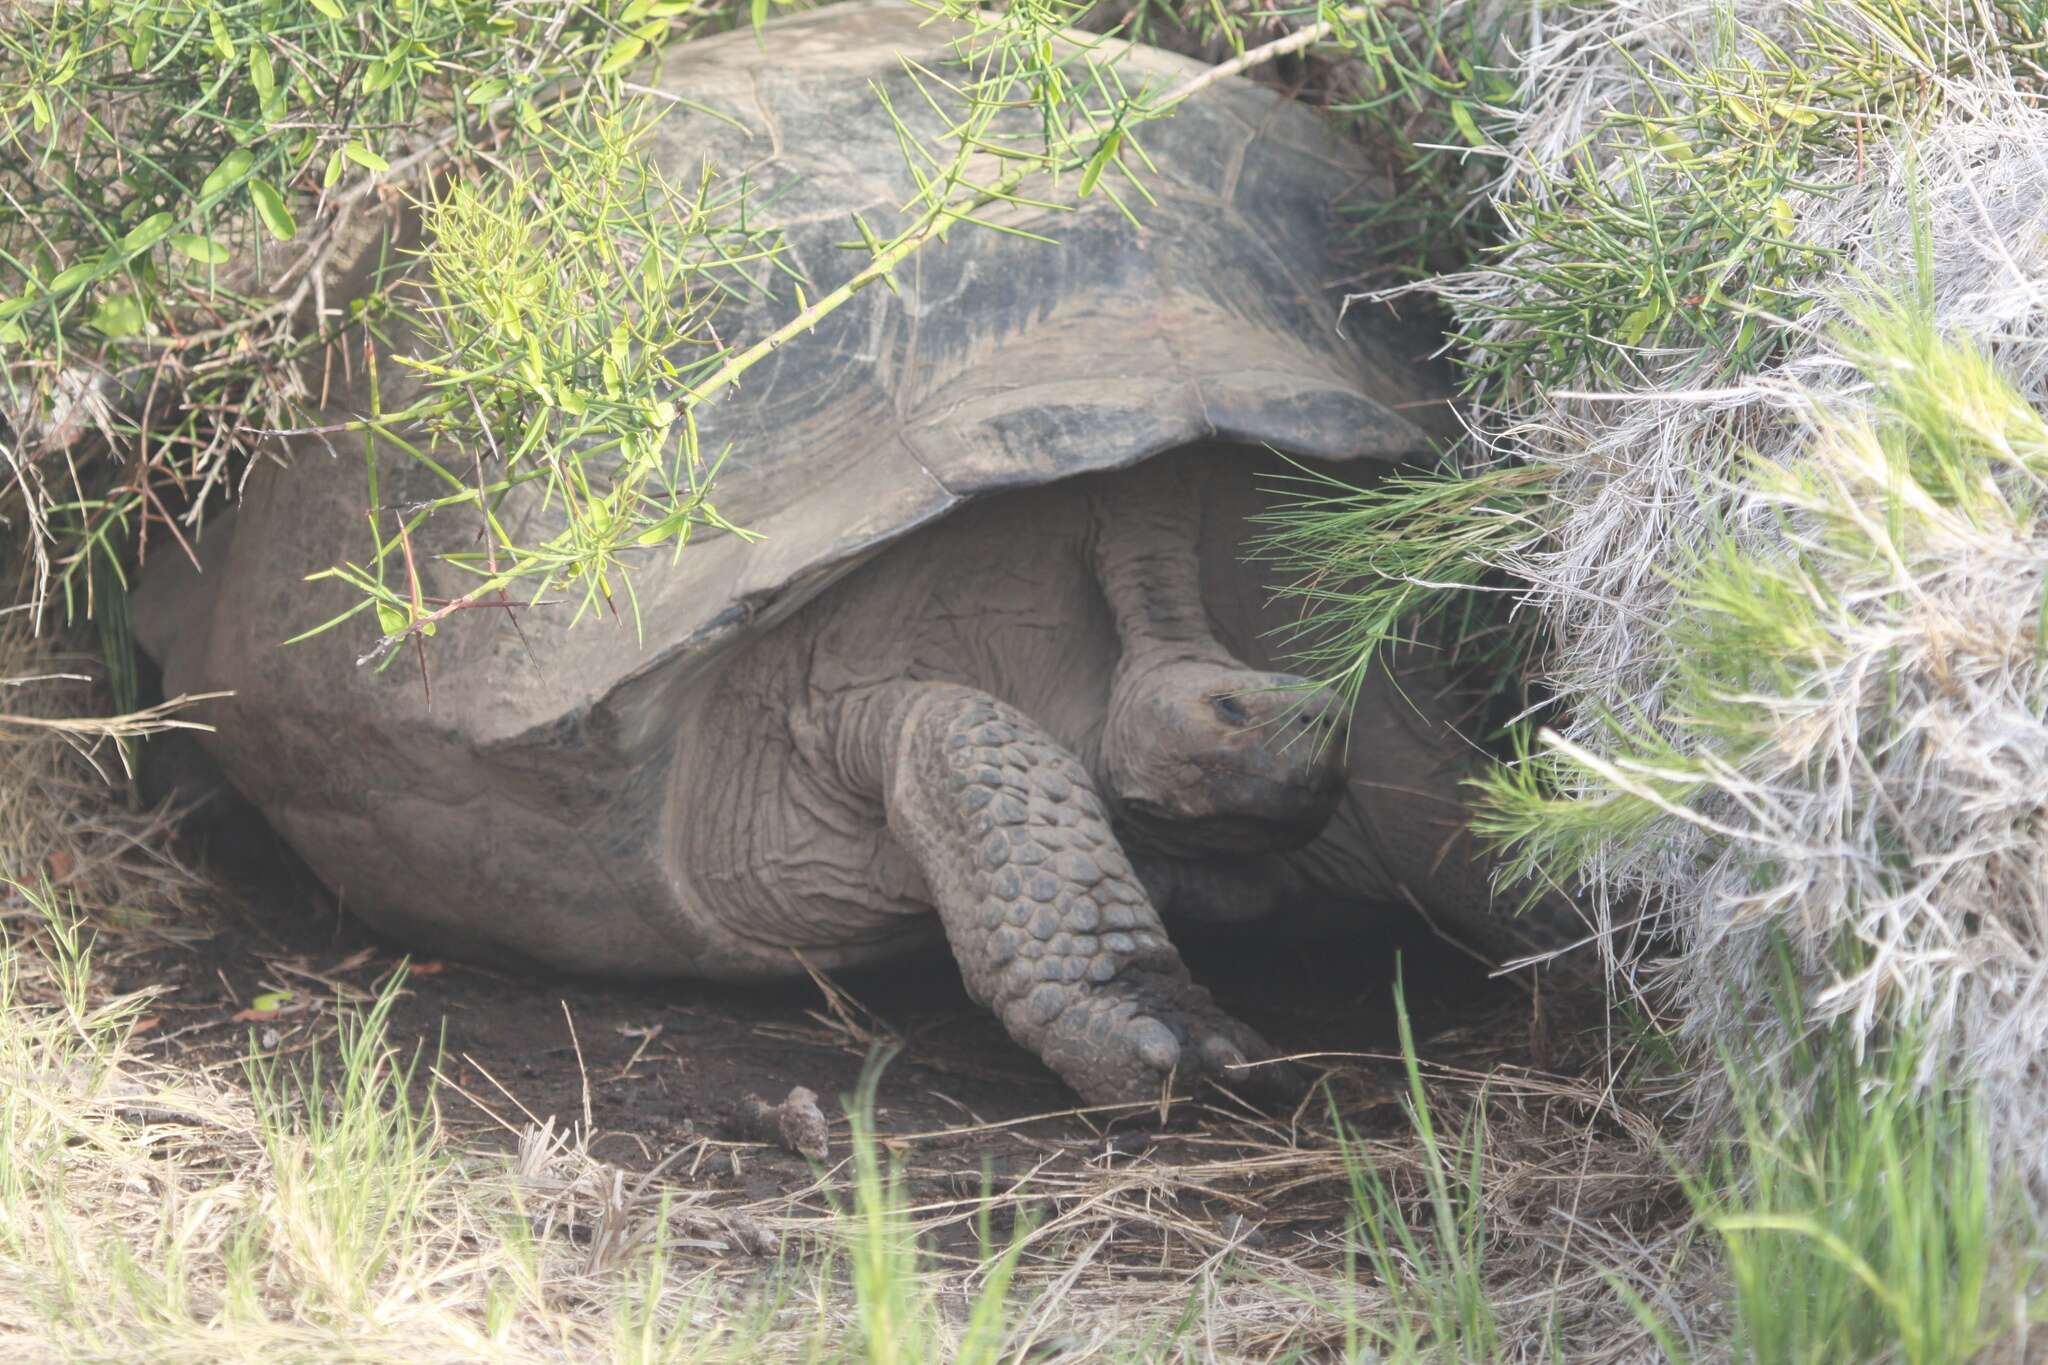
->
1211, 694, 1252, 726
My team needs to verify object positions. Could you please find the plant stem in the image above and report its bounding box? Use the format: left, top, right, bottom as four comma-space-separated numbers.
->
1149, 7, 1362, 107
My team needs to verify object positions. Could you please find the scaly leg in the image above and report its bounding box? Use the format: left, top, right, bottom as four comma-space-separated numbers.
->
865, 681, 1296, 1105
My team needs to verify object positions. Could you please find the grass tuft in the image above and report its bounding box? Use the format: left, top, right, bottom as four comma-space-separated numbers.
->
1327, 971, 1501, 1363
1672, 970, 2041, 1365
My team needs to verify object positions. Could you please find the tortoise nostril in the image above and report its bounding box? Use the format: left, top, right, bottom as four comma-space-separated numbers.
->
1211, 693, 1253, 727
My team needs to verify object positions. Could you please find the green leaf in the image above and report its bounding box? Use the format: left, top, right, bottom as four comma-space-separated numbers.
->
48, 259, 103, 294
119, 211, 175, 255
599, 36, 645, 74
171, 234, 227, 271
361, 57, 398, 94
343, 141, 388, 172
1450, 100, 1485, 147
249, 46, 275, 100
249, 990, 295, 1013
169, 233, 231, 264
200, 148, 254, 200
49, 41, 80, 87
749, 0, 769, 33
207, 5, 235, 61
324, 148, 346, 188
375, 602, 406, 635
521, 332, 547, 395
248, 178, 296, 241
0, 294, 34, 322
465, 76, 507, 106
127, 19, 156, 71
1618, 302, 1661, 346
1769, 195, 1797, 239
1648, 127, 1695, 163
1079, 129, 1122, 198
308, 0, 346, 18
88, 292, 147, 338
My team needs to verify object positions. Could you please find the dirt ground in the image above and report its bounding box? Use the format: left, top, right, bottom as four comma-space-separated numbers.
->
98, 787, 1620, 1275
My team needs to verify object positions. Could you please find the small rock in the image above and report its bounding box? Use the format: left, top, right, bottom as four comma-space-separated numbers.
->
722, 1209, 777, 1257
737, 1085, 830, 1161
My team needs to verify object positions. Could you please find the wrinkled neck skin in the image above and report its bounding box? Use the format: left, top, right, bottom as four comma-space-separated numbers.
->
1087, 460, 1348, 852
1090, 461, 1238, 678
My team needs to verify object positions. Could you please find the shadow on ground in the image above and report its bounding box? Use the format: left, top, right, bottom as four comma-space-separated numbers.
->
101, 784, 1617, 1271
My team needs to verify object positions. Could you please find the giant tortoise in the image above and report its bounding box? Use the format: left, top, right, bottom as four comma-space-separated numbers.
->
137, 2, 1571, 1104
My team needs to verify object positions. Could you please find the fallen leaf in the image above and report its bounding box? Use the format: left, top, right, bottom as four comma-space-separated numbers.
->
47, 849, 73, 880
232, 989, 296, 1023
132, 1016, 161, 1034
409, 960, 447, 976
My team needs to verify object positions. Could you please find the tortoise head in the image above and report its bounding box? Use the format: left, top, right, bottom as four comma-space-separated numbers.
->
1103, 659, 1348, 854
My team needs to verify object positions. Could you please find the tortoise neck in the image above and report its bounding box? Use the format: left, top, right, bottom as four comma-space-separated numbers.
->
1089, 457, 1237, 676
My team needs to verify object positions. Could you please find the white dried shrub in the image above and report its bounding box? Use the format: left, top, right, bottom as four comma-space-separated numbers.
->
1392, 0, 2048, 1186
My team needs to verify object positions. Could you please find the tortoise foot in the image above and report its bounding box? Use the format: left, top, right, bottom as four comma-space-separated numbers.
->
1032, 964, 1307, 1107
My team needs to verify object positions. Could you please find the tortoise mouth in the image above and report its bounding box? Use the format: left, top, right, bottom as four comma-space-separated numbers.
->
1120, 778, 1342, 855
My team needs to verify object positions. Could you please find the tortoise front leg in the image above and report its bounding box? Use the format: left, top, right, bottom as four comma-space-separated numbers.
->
852, 680, 1295, 1105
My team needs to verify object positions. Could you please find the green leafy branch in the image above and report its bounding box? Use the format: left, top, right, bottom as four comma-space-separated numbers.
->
310, 0, 1373, 664
0, 0, 731, 623
300, 109, 782, 662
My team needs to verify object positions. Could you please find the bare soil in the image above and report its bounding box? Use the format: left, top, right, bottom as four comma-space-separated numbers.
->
102, 791, 1616, 1267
